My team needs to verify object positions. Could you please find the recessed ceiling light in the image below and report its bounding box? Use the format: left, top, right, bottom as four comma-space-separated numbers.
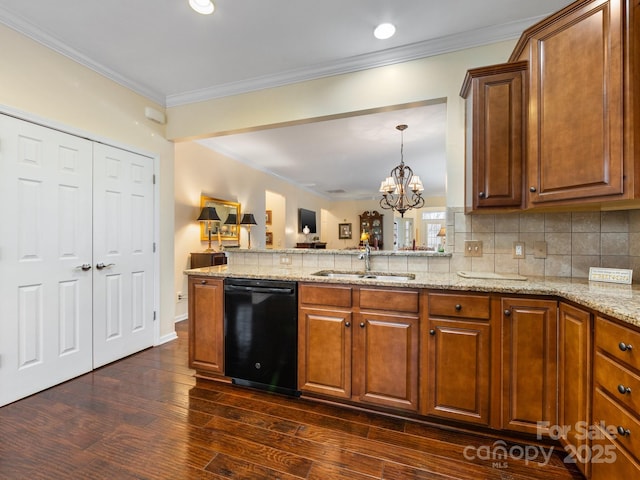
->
374, 23, 396, 40
189, 0, 215, 15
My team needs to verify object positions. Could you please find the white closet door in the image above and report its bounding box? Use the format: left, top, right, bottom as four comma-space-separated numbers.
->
0, 114, 93, 407
92, 143, 155, 367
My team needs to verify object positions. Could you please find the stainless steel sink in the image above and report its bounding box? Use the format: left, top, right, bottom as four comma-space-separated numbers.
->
312, 270, 415, 281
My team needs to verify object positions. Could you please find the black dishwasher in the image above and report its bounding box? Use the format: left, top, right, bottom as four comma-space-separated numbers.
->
224, 278, 299, 396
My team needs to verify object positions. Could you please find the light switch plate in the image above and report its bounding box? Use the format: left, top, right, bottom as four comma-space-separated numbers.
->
464, 240, 483, 257
513, 241, 525, 259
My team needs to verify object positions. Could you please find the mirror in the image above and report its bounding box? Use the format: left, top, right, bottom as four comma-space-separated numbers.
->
200, 195, 241, 242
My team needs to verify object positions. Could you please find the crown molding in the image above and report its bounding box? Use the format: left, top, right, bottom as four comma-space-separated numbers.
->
0, 6, 546, 108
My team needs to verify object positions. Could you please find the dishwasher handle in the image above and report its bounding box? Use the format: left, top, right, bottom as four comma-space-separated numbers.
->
225, 284, 295, 295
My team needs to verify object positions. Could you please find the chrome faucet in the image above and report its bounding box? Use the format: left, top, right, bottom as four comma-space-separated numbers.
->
359, 242, 371, 272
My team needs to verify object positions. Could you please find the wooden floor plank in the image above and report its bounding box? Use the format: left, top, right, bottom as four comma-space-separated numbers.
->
0, 320, 583, 480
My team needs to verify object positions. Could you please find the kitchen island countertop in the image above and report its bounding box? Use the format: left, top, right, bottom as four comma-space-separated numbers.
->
185, 265, 640, 328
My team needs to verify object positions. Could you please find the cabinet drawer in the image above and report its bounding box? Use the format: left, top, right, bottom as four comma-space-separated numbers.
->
595, 316, 640, 371
359, 288, 419, 313
428, 293, 490, 319
593, 388, 640, 464
594, 351, 640, 413
299, 283, 352, 308
591, 424, 640, 479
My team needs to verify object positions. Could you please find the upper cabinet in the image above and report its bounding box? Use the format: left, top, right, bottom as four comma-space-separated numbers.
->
460, 61, 526, 212
462, 0, 640, 211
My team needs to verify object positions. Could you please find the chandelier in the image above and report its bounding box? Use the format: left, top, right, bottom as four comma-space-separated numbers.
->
379, 124, 425, 217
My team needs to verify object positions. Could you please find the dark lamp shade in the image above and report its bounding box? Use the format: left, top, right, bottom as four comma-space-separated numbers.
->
197, 206, 220, 221
240, 213, 257, 225
224, 213, 237, 225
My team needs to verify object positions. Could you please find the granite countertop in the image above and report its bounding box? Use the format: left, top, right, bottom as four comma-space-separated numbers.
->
185, 265, 640, 328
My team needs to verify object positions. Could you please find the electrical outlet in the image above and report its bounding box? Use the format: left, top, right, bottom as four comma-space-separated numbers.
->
513, 241, 525, 259
177, 291, 183, 302
464, 240, 483, 257
280, 255, 291, 265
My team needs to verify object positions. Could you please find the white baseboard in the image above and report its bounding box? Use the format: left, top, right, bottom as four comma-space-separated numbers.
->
157, 330, 178, 345
175, 313, 188, 323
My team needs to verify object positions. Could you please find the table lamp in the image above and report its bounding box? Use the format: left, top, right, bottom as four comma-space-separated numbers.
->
240, 213, 257, 249
197, 206, 220, 252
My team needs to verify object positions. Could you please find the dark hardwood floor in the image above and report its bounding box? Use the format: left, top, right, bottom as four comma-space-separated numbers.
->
0, 321, 582, 480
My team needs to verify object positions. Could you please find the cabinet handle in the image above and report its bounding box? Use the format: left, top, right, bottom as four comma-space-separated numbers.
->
454, 304, 462, 311
504, 309, 511, 317
360, 322, 366, 328
429, 329, 436, 336
75, 263, 92, 271
345, 321, 350, 328
619, 342, 633, 352
617, 426, 631, 437
478, 192, 486, 199
618, 384, 632, 395
200, 280, 207, 285
529, 186, 537, 193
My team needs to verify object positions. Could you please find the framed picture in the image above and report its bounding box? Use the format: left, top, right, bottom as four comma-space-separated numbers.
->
266, 231, 273, 245
339, 223, 352, 239
265, 210, 272, 225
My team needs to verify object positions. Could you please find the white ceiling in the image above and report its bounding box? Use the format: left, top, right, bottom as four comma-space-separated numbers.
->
0, 0, 575, 201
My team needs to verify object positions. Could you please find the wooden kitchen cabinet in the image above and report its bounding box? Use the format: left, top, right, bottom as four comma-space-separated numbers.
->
509, 0, 640, 206
188, 276, 224, 376
460, 61, 526, 212
501, 297, 558, 435
591, 315, 640, 479
558, 302, 592, 477
355, 293, 420, 412
298, 283, 420, 412
423, 292, 493, 425
298, 283, 353, 399
463, 0, 640, 210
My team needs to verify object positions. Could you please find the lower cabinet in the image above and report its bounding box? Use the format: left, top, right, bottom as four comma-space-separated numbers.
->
423, 292, 493, 426
188, 275, 225, 376
354, 310, 419, 411
297, 305, 353, 399
298, 283, 420, 412
501, 297, 558, 435
592, 314, 640, 479
558, 302, 592, 477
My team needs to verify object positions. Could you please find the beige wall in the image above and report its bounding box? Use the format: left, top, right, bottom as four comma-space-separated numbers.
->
167, 40, 518, 211
174, 142, 331, 318
0, 24, 176, 340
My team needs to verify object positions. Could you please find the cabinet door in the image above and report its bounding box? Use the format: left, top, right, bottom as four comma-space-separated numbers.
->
188, 276, 224, 375
298, 307, 352, 399
424, 318, 491, 425
526, 0, 624, 204
462, 62, 526, 211
355, 312, 419, 412
502, 297, 558, 435
558, 302, 592, 477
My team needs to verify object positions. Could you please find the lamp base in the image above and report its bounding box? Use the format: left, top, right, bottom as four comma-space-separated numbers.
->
203, 247, 217, 253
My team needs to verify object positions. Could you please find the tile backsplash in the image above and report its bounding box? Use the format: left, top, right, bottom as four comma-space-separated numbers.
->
449, 207, 640, 281
227, 207, 640, 283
